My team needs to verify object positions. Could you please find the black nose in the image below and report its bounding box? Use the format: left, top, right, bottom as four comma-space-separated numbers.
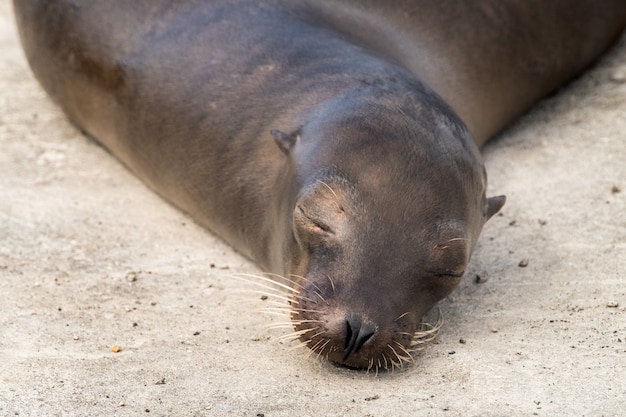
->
344, 315, 376, 359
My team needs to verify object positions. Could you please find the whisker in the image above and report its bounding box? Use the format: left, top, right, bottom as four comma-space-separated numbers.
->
283, 273, 310, 287
274, 328, 316, 343
272, 332, 300, 343
246, 285, 292, 295
445, 237, 468, 243
397, 312, 410, 321
261, 323, 297, 331
305, 329, 327, 341
292, 339, 315, 350
387, 347, 402, 370
262, 272, 309, 291
259, 300, 295, 308
255, 310, 293, 317
231, 272, 323, 303
237, 280, 318, 304
235, 286, 285, 296
370, 356, 377, 372
394, 341, 415, 364
434, 237, 468, 250
261, 320, 321, 333
286, 273, 326, 297
258, 305, 292, 311
317, 179, 339, 201
232, 273, 299, 295
313, 339, 332, 361
246, 291, 294, 302
410, 311, 444, 349
289, 319, 325, 326
389, 346, 402, 370
279, 335, 306, 345
278, 335, 304, 344
305, 338, 325, 358
327, 275, 336, 294
289, 308, 325, 315
313, 290, 327, 304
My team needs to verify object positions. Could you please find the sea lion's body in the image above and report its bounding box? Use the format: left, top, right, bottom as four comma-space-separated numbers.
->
13, 1, 626, 369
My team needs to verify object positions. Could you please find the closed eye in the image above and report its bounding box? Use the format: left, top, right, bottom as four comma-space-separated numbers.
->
297, 206, 332, 234
433, 270, 465, 279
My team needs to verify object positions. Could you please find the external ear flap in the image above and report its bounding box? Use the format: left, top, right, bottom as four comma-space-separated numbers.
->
271, 129, 298, 154
486, 195, 506, 219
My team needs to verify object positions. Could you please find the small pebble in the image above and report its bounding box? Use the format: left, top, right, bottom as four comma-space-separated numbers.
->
475, 273, 489, 284
519, 258, 529, 268
606, 301, 619, 308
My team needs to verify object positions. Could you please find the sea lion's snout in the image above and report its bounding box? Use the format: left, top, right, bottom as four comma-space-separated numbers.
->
290, 290, 441, 370
288, 273, 440, 370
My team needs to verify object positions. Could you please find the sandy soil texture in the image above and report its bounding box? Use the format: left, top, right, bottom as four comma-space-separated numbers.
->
1, 2, 625, 416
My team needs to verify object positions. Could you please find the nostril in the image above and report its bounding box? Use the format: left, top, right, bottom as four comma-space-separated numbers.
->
344, 315, 376, 359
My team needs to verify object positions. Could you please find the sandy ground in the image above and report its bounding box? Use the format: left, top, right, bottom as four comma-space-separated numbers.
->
1, 2, 625, 416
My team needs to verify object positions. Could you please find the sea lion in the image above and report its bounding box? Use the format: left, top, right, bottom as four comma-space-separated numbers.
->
13, 1, 626, 370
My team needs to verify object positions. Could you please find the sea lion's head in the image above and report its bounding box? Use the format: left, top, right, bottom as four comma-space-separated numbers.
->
273, 83, 505, 370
